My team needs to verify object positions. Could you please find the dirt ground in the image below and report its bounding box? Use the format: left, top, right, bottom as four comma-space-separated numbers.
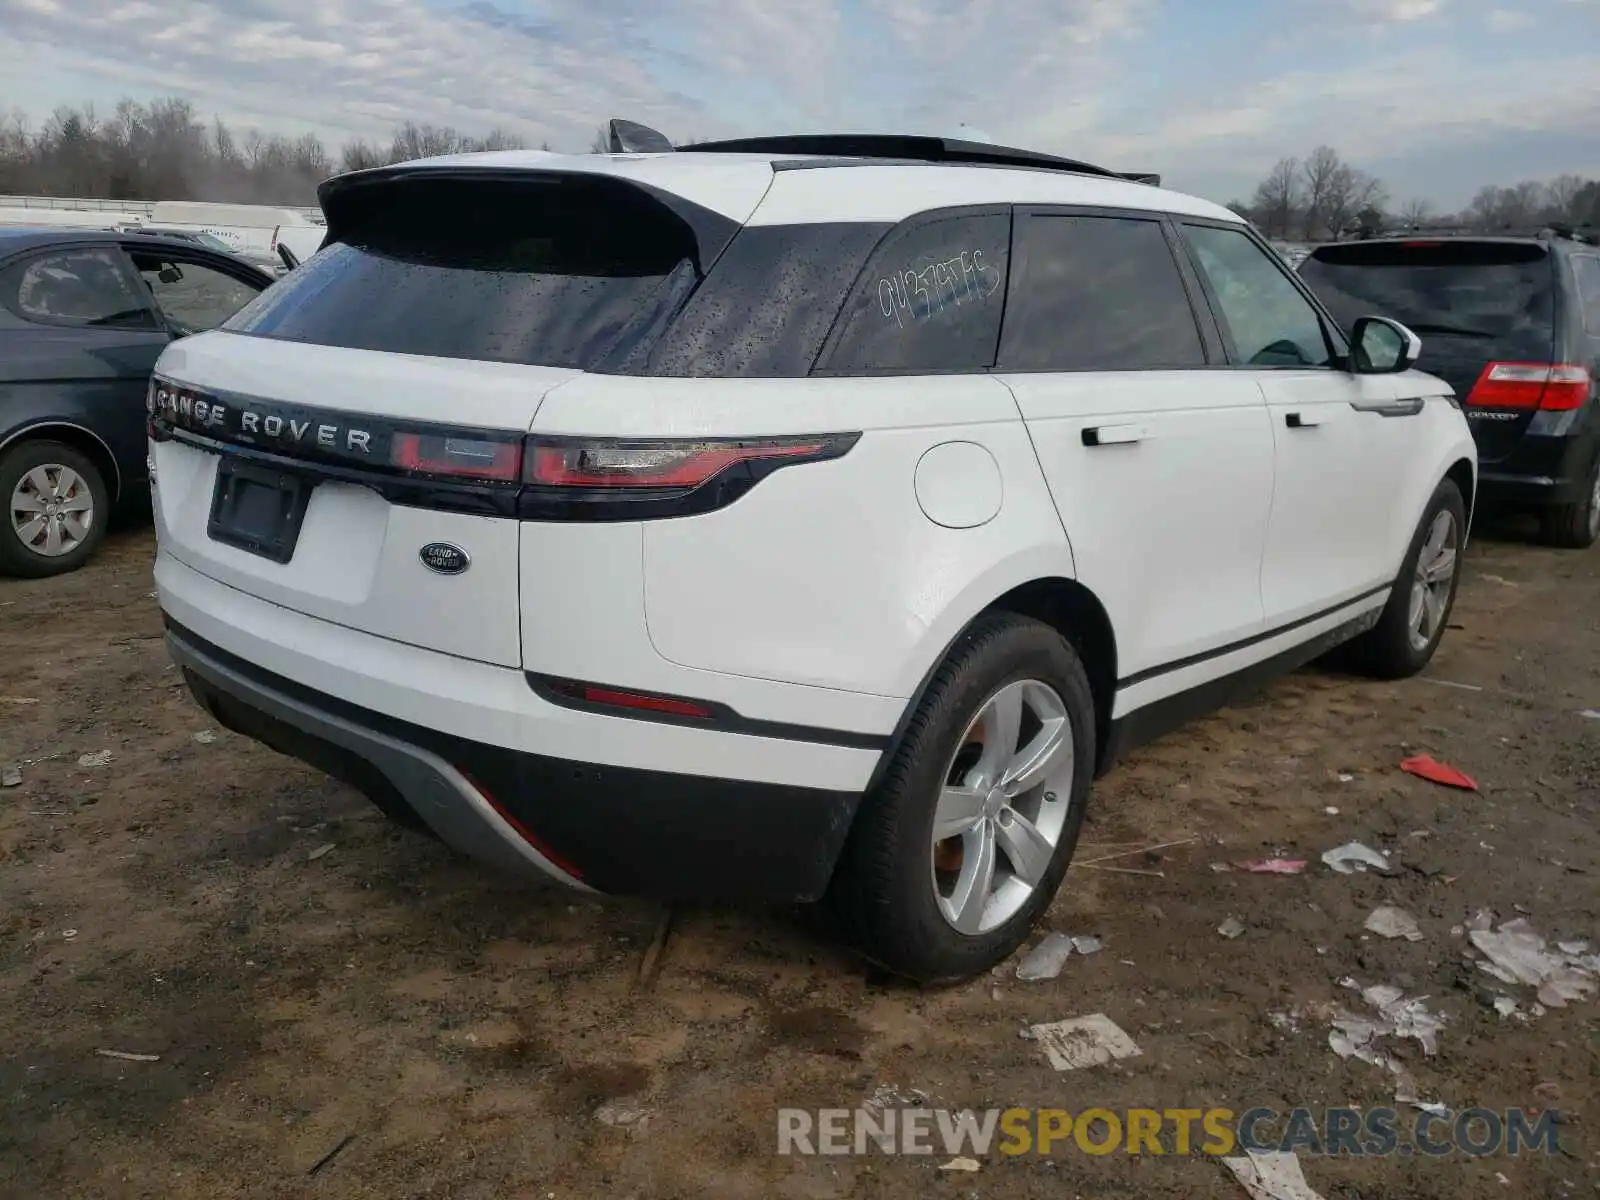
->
2, 520, 1596, 1200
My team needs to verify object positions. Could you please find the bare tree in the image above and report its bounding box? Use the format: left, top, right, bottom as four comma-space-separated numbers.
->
1249, 157, 1301, 239
1324, 165, 1387, 236
589, 125, 611, 153
0, 91, 564, 204
1396, 197, 1433, 228
339, 138, 388, 173
1544, 174, 1586, 223
1300, 145, 1344, 239
389, 121, 466, 162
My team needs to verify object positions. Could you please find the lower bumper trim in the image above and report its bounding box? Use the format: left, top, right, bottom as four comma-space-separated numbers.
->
165, 618, 864, 902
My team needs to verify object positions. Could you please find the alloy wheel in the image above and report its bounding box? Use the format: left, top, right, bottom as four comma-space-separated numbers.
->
930, 679, 1075, 935
1407, 509, 1457, 653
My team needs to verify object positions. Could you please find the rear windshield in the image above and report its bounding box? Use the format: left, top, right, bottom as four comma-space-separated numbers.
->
224, 175, 723, 370
1299, 241, 1553, 354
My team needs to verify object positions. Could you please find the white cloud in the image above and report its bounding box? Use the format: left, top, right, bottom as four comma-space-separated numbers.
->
1485, 5, 1533, 25
0, 0, 1593, 205
1088, 46, 1600, 193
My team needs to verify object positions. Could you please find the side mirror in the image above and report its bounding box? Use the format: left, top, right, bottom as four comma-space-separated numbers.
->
1349, 315, 1421, 374
157, 265, 183, 284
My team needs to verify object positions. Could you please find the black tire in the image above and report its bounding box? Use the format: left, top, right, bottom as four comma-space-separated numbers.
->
1345, 477, 1467, 680
0, 440, 111, 579
1537, 455, 1600, 550
824, 613, 1096, 984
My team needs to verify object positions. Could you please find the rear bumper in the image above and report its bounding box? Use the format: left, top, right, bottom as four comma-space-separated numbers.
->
1476, 427, 1596, 507
167, 620, 865, 902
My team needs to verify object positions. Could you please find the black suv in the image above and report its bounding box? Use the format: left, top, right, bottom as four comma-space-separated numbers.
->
1300, 229, 1600, 547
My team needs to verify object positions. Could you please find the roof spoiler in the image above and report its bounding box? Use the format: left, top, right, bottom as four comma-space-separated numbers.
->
600, 118, 1161, 184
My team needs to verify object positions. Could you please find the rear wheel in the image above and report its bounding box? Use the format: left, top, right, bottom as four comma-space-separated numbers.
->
824, 614, 1096, 983
1345, 478, 1466, 680
0, 440, 110, 578
1538, 455, 1600, 550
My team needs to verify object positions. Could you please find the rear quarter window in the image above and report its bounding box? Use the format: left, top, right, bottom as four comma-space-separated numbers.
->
224, 175, 729, 370
816, 210, 1011, 375
643, 222, 891, 378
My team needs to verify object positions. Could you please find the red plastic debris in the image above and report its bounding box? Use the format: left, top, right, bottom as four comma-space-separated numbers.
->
1235, 859, 1308, 875
1400, 754, 1479, 791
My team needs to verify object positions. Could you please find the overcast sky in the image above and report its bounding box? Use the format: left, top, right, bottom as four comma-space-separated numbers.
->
2, 0, 1597, 207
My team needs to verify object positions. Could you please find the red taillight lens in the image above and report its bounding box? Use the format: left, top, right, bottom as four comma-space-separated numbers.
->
523, 436, 839, 489
1464, 363, 1591, 411
1536, 364, 1590, 411
577, 686, 714, 719
391, 432, 522, 482
536, 675, 716, 718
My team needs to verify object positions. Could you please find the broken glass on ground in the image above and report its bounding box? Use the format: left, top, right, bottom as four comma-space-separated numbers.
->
1322, 842, 1393, 875
1469, 917, 1598, 1008
1365, 906, 1424, 942
1016, 933, 1075, 982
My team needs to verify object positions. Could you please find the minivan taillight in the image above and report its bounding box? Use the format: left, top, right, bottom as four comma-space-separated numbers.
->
1464, 363, 1591, 411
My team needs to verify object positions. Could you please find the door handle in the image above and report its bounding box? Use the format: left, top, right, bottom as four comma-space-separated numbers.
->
1285, 412, 1322, 429
1082, 423, 1150, 447
1351, 397, 1426, 418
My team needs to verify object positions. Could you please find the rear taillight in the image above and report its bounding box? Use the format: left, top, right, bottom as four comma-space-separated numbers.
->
1464, 363, 1591, 411
390, 432, 522, 482
518, 433, 860, 521
524, 436, 844, 489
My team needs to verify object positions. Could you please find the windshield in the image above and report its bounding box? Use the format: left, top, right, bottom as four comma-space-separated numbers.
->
1299, 241, 1554, 354
224, 175, 717, 370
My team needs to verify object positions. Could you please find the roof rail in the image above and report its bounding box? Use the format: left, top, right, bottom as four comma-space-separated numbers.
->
683, 133, 1127, 180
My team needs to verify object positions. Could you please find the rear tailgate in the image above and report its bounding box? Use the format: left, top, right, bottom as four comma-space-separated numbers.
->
151, 337, 578, 666
151, 165, 758, 668
1300, 240, 1555, 462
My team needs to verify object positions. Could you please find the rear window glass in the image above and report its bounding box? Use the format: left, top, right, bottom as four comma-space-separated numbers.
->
224, 176, 720, 370
1572, 255, 1600, 333
1299, 241, 1553, 353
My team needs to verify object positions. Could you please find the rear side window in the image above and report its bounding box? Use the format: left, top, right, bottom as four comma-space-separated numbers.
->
2, 247, 156, 330
819, 211, 1011, 374
998, 214, 1205, 371
1298, 240, 1554, 357
224, 175, 727, 370
1571, 255, 1600, 334
645, 223, 891, 377
129, 252, 263, 335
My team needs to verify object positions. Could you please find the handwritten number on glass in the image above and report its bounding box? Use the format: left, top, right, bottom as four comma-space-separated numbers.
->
877, 249, 1002, 330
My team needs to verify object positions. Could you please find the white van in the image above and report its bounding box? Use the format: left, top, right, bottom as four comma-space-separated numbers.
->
149, 201, 321, 261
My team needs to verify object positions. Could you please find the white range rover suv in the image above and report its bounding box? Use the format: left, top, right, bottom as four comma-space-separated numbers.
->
147, 128, 1476, 982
